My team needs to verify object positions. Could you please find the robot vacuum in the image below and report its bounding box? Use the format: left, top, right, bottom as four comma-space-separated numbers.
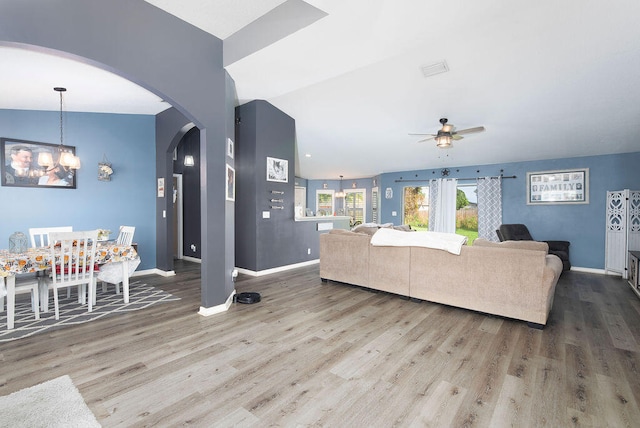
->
235, 292, 261, 304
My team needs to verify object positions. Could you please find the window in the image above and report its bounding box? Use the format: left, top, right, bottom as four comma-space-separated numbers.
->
371, 187, 379, 223
402, 183, 478, 243
345, 189, 366, 225
403, 186, 429, 230
456, 184, 478, 244
316, 190, 334, 216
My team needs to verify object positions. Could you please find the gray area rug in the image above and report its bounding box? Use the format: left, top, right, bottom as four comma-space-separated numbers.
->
0, 281, 180, 342
0, 375, 100, 428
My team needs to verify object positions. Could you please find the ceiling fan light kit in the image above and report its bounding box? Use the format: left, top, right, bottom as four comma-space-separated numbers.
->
436, 135, 452, 148
410, 117, 485, 148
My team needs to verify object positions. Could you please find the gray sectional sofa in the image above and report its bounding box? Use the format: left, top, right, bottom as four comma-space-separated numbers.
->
319, 228, 563, 327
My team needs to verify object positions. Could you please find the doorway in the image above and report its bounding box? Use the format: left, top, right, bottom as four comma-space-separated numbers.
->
295, 186, 306, 217
173, 174, 184, 259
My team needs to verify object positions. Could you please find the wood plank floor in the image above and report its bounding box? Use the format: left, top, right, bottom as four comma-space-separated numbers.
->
1, 261, 640, 427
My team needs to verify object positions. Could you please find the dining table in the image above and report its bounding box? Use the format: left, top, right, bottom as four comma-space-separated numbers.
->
0, 241, 139, 329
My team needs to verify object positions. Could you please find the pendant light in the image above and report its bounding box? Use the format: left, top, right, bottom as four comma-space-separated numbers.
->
38, 87, 81, 170
335, 175, 345, 198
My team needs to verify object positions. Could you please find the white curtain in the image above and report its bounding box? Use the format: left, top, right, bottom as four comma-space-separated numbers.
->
429, 178, 458, 233
477, 176, 502, 241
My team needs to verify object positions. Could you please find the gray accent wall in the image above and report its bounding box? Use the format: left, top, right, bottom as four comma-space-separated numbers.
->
236, 100, 331, 271
1, 0, 233, 308
156, 107, 195, 272
173, 127, 202, 259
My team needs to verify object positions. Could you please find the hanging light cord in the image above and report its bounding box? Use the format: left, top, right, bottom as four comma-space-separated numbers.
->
54, 87, 66, 147
59, 89, 63, 145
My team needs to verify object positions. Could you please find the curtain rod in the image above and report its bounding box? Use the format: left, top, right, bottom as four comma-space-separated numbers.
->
394, 175, 516, 183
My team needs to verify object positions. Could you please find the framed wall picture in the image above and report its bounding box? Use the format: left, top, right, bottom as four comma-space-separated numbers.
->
227, 138, 234, 159
226, 164, 235, 201
1, 137, 77, 188
157, 177, 165, 197
266, 156, 288, 183
527, 168, 589, 205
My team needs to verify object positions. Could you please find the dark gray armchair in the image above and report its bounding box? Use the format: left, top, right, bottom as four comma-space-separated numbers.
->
496, 224, 571, 271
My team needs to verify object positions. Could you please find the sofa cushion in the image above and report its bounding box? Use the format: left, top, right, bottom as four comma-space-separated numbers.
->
352, 224, 380, 235
329, 228, 357, 236
393, 224, 414, 232
473, 238, 549, 253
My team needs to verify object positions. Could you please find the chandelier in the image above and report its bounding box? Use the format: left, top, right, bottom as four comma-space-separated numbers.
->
38, 87, 81, 170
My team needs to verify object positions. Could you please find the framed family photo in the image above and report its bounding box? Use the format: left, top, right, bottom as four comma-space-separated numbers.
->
266, 156, 288, 183
527, 168, 589, 205
1, 137, 77, 189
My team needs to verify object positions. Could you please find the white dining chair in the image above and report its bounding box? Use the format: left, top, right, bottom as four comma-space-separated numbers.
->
48, 230, 99, 320
29, 226, 74, 309
116, 226, 135, 246
1, 274, 40, 328
101, 226, 135, 295
28, 226, 73, 248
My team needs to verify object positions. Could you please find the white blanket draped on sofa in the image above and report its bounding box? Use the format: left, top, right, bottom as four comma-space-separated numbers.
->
370, 228, 468, 255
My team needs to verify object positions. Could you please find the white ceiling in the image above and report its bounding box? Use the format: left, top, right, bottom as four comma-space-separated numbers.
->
2, 0, 640, 180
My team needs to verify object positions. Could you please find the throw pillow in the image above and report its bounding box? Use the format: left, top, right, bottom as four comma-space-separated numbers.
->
352, 224, 380, 235
393, 224, 413, 232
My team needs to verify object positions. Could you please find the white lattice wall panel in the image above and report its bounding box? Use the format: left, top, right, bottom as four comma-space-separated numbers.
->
606, 191, 627, 274
605, 190, 640, 278
629, 191, 640, 252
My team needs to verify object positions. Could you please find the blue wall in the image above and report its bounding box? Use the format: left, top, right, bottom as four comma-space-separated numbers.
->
306, 152, 639, 270
375, 152, 640, 270
0, 108, 156, 270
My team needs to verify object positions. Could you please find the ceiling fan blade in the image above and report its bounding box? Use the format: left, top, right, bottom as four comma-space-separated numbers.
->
455, 126, 485, 135
408, 133, 436, 136
417, 136, 436, 143
452, 134, 464, 141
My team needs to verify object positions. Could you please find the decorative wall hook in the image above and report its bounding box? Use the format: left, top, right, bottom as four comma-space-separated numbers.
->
98, 154, 113, 181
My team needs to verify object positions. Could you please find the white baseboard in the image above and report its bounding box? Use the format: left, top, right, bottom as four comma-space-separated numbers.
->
569, 266, 628, 277
132, 268, 175, 277
570, 266, 608, 275
136, 262, 615, 279
198, 289, 236, 317
236, 259, 319, 277
182, 256, 201, 263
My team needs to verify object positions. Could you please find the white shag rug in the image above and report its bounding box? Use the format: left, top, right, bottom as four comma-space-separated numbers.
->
0, 375, 100, 428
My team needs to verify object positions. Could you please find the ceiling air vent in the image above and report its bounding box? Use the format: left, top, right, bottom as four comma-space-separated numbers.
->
421, 61, 449, 78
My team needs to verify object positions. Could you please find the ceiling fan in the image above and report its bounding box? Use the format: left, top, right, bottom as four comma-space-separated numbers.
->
409, 118, 485, 148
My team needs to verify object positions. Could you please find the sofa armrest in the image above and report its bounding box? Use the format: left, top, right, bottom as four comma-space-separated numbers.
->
320, 231, 371, 287
474, 238, 549, 253
543, 240, 570, 252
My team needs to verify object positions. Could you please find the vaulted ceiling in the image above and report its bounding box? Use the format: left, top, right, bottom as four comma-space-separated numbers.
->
2, 0, 640, 180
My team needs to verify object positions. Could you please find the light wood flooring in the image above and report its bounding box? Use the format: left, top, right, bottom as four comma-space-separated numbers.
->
1, 261, 640, 427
